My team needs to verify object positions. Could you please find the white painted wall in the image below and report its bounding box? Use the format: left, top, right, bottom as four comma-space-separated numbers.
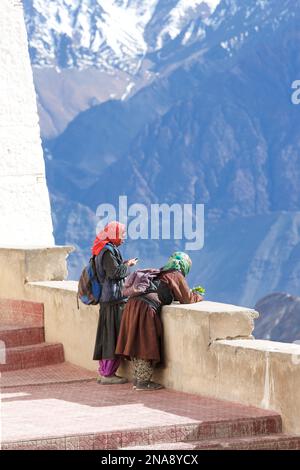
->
0, 0, 54, 247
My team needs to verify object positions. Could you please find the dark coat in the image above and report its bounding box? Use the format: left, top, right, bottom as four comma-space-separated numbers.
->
93, 244, 129, 360
94, 243, 128, 303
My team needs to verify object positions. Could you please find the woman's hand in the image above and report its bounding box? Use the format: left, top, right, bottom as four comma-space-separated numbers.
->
126, 258, 138, 267
191, 292, 203, 303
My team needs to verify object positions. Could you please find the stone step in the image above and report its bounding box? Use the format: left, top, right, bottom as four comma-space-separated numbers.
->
1, 362, 96, 388
0, 342, 64, 372
1, 415, 283, 450
122, 433, 300, 450
184, 415, 282, 441
0, 299, 44, 328
0, 325, 44, 348
195, 434, 300, 450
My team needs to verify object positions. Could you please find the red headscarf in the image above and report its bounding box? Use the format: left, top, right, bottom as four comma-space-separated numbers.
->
92, 221, 126, 256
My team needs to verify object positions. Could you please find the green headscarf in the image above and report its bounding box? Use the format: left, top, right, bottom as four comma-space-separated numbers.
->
162, 251, 192, 277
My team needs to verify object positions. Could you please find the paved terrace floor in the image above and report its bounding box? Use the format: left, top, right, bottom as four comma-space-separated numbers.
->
1, 363, 294, 450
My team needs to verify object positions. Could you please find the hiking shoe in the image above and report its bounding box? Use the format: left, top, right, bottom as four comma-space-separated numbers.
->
98, 375, 128, 385
135, 381, 164, 391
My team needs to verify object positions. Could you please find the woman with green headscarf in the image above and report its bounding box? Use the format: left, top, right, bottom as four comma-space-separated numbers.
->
116, 252, 203, 391
162, 251, 193, 276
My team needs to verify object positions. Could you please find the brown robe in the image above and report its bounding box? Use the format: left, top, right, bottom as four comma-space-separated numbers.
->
115, 270, 202, 363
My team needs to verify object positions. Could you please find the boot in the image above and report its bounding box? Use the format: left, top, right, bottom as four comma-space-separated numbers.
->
98, 374, 128, 385
135, 380, 164, 391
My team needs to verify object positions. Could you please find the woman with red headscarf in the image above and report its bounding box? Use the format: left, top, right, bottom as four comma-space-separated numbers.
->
92, 221, 138, 384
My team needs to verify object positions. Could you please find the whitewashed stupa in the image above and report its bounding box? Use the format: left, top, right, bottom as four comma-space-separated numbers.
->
0, 0, 54, 247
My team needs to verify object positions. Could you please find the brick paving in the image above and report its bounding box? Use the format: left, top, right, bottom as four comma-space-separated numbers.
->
1, 371, 284, 450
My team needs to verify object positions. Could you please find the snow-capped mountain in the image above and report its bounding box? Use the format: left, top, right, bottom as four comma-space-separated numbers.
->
210, 0, 299, 55
24, 0, 222, 137
25, 0, 298, 139
23, 0, 220, 73
149, 0, 299, 70
24, 0, 297, 74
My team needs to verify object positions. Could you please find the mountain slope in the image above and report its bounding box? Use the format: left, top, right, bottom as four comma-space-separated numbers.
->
33, 67, 133, 138
74, 0, 300, 217
254, 292, 300, 342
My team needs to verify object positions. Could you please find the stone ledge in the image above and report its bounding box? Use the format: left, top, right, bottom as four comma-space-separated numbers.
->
209, 338, 300, 433
24, 247, 74, 282
166, 301, 257, 314
28, 282, 258, 342
0, 246, 73, 253
0, 246, 74, 291
218, 338, 300, 356
29, 280, 78, 292
163, 301, 257, 343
